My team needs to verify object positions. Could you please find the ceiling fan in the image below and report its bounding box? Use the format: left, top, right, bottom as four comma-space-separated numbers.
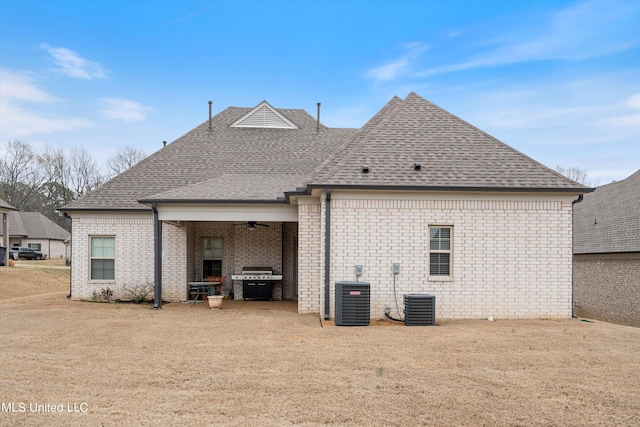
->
234, 221, 270, 229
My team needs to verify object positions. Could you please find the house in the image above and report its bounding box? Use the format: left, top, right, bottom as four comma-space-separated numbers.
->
1, 198, 17, 266
60, 92, 590, 320
0, 211, 71, 259
573, 170, 640, 327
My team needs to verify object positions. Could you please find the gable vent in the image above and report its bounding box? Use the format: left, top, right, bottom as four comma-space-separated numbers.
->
230, 101, 299, 129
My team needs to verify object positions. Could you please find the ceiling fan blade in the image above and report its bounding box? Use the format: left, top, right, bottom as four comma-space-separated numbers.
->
233, 221, 269, 228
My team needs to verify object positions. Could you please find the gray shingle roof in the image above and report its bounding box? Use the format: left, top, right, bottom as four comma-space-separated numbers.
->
0, 212, 70, 241
311, 92, 588, 190
573, 170, 640, 254
0, 198, 17, 211
61, 105, 356, 210
61, 93, 589, 212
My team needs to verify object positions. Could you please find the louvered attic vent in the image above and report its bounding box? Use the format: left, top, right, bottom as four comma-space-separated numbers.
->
230, 101, 299, 129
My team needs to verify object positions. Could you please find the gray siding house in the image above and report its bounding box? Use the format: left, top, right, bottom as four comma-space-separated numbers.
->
573, 170, 640, 327
61, 92, 589, 320
1, 211, 71, 259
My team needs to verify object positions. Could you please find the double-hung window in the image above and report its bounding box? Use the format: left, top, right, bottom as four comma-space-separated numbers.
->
90, 236, 115, 280
203, 238, 223, 278
429, 226, 451, 276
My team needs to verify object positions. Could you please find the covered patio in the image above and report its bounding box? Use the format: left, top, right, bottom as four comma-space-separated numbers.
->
147, 200, 300, 306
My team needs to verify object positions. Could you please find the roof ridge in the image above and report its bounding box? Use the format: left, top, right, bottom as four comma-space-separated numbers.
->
308, 95, 405, 183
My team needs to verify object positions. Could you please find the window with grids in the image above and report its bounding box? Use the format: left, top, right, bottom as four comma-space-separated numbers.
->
203, 238, 223, 278
429, 226, 451, 276
90, 236, 115, 280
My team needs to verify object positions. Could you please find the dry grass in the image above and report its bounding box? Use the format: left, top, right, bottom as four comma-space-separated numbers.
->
1, 261, 639, 426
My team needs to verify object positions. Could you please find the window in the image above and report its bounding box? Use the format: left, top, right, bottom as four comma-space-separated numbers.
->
203, 238, 223, 278
91, 236, 115, 280
429, 226, 451, 276
28, 243, 41, 251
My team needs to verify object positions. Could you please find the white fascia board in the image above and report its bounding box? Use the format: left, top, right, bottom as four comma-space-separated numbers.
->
157, 204, 298, 222
327, 189, 576, 202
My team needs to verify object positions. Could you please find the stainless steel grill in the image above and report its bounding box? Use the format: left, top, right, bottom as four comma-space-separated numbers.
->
231, 267, 283, 281
232, 267, 282, 300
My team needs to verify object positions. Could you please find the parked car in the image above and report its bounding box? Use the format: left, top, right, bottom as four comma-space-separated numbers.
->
9, 247, 43, 260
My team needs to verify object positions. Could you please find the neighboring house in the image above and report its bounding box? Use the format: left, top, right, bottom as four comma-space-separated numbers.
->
1, 198, 17, 266
0, 211, 71, 259
573, 170, 640, 327
60, 92, 589, 320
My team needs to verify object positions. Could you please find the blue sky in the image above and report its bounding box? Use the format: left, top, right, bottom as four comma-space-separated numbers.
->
1, 0, 638, 185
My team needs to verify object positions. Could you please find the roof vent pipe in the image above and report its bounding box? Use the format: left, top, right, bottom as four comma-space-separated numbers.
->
208, 101, 213, 130
316, 102, 321, 132
163, 141, 167, 147
414, 162, 422, 171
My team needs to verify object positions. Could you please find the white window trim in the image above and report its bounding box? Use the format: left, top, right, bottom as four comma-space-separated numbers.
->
202, 237, 223, 278
89, 235, 116, 283
428, 225, 453, 280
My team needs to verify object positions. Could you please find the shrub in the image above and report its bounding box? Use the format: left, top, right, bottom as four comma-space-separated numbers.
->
92, 287, 113, 302
121, 281, 153, 303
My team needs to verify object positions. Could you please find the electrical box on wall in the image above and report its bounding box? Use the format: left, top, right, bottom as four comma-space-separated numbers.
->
355, 265, 363, 277
393, 263, 400, 274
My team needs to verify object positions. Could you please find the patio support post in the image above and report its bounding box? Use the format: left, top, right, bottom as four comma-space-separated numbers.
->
152, 204, 163, 309
324, 188, 331, 320
2, 212, 8, 267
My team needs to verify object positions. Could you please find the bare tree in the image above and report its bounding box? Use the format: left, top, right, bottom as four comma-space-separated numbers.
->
38, 146, 74, 228
0, 141, 48, 209
105, 146, 146, 179
555, 165, 600, 187
68, 147, 104, 198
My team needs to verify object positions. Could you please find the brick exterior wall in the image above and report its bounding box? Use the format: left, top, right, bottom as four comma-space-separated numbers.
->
573, 253, 640, 327
71, 190, 575, 321
70, 213, 154, 300
161, 222, 188, 301
71, 217, 288, 303
297, 199, 322, 314
232, 222, 282, 300
301, 192, 575, 320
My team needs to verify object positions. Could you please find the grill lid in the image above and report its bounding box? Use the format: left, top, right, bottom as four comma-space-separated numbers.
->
242, 267, 273, 274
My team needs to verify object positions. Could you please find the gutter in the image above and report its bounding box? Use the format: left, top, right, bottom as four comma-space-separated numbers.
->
324, 188, 331, 320
152, 203, 163, 309
306, 183, 595, 194
570, 194, 585, 319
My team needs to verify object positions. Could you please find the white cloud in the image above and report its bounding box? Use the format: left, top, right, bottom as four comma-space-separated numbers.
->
41, 45, 109, 80
99, 98, 152, 122
599, 93, 640, 128
0, 69, 93, 138
0, 70, 55, 102
367, 42, 429, 82
416, 0, 640, 77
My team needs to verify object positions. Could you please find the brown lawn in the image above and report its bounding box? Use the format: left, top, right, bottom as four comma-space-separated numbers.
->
1, 261, 639, 426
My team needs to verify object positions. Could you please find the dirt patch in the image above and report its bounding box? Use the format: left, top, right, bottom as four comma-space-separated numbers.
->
0, 259, 69, 301
1, 264, 639, 426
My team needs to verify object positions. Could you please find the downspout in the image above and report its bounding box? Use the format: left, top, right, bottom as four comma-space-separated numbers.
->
324, 188, 332, 320
152, 203, 163, 309
571, 194, 584, 319
63, 212, 72, 299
